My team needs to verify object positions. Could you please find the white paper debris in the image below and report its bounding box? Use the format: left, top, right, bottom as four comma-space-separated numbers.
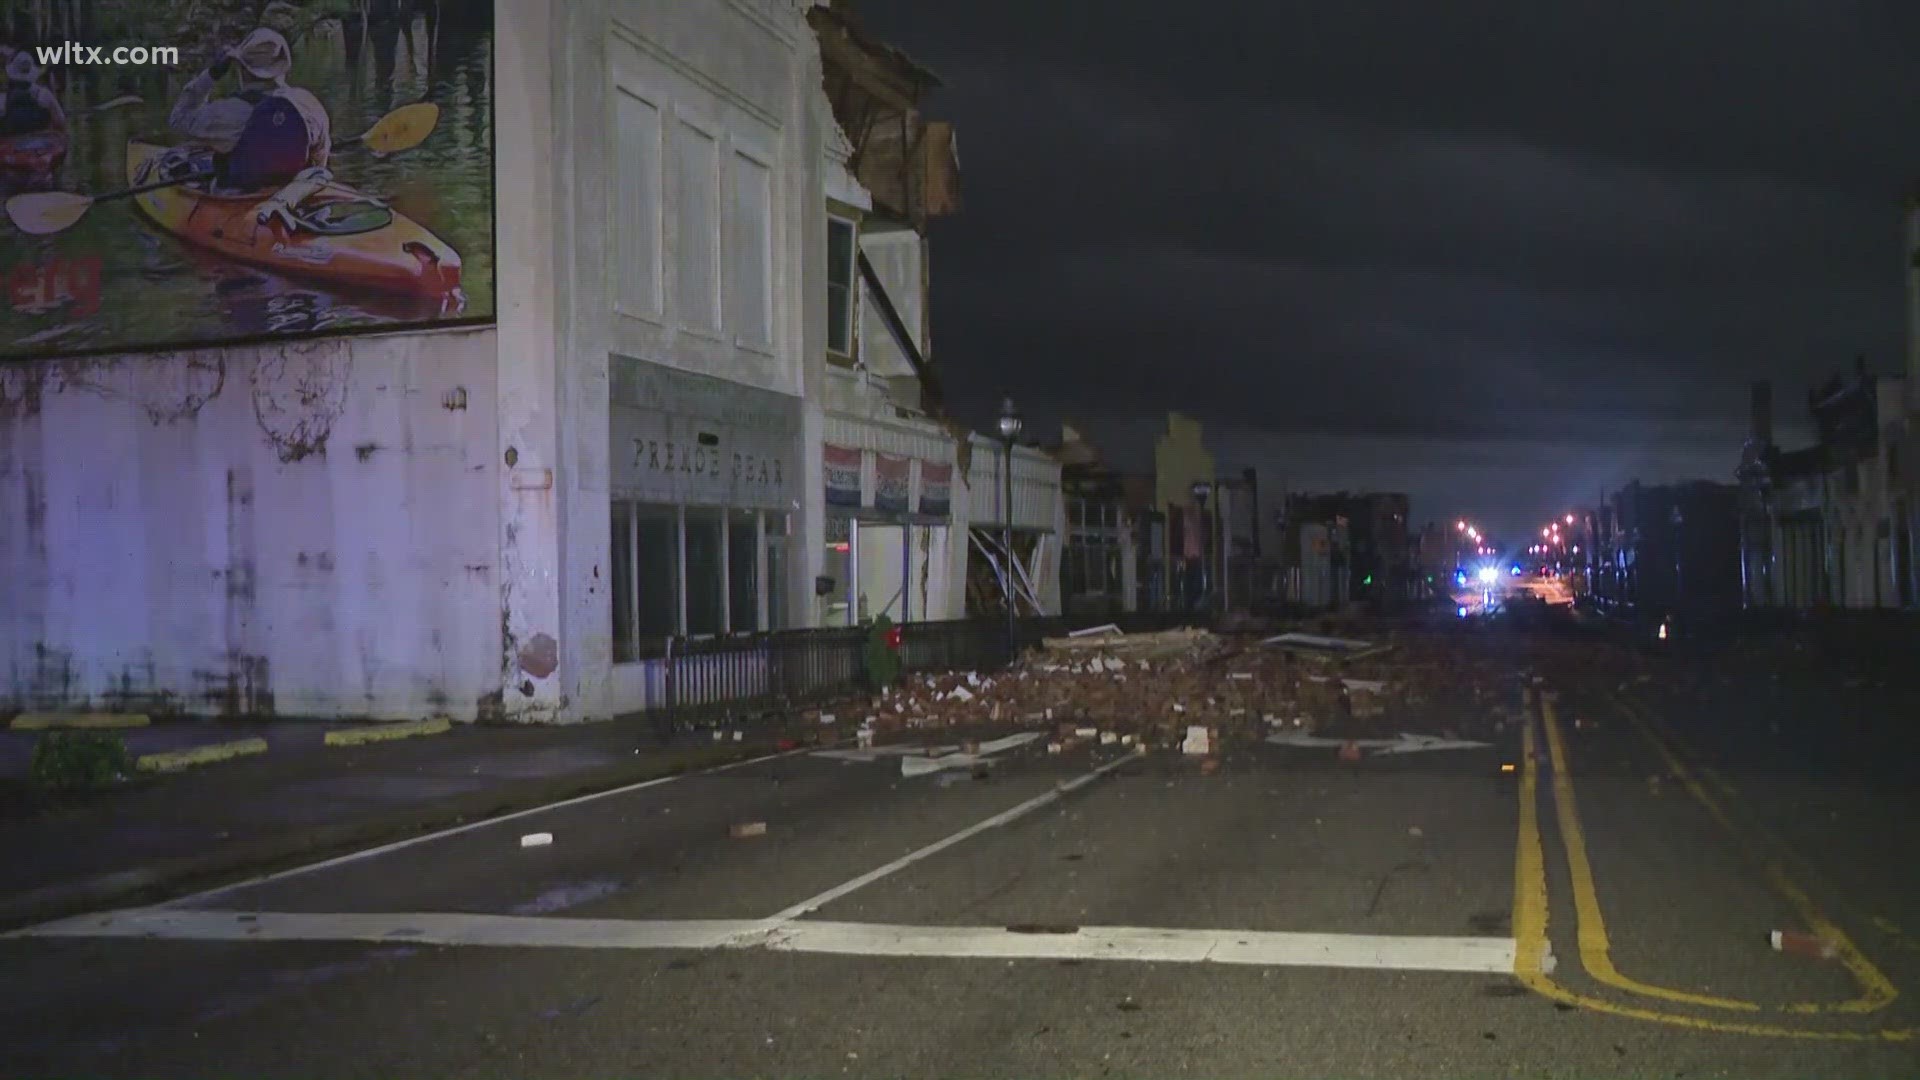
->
520, 833, 553, 848
1182, 725, 1213, 756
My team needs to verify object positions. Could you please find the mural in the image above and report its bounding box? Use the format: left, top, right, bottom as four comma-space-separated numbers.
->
0, 0, 493, 360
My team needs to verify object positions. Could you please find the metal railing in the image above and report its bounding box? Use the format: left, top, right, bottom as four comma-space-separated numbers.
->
654, 611, 1208, 727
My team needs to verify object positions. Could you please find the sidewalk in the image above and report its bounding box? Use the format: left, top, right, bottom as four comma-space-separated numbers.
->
0, 713, 844, 931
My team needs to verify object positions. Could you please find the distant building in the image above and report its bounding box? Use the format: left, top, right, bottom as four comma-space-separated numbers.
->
1589, 480, 1744, 621
1736, 361, 1915, 611
1052, 423, 1141, 617
1272, 492, 1413, 610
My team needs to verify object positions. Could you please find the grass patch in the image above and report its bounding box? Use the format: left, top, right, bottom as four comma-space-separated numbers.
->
30, 731, 134, 789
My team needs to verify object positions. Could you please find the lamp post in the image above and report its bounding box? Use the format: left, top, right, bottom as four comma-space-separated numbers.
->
1190, 480, 1212, 614
1669, 504, 1685, 613
996, 396, 1023, 661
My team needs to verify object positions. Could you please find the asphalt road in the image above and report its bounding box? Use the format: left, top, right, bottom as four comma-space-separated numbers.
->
4, 633, 1919, 1078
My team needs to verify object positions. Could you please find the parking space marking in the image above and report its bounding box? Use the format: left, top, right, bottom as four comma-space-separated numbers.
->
152, 744, 828, 913
763, 748, 1144, 923
1615, 697, 1898, 1015
1514, 694, 1915, 1041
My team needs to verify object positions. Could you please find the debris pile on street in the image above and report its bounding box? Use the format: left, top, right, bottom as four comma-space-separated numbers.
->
844, 626, 1520, 750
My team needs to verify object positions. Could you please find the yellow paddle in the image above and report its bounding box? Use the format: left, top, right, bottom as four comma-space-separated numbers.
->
5, 101, 439, 236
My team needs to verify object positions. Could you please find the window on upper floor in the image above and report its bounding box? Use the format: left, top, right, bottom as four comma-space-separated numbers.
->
727, 150, 772, 349
673, 118, 721, 333
827, 216, 856, 356
612, 86, 663, 319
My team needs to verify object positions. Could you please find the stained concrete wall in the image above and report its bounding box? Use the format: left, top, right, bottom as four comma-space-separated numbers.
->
0, 329, 501, 719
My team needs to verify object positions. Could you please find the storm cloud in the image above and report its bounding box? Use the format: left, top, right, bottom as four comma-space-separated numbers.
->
859, 0, 1919, 535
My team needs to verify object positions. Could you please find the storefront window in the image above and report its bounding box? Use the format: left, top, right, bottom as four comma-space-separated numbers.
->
685, 508, 724, 637
767, 534, 790, 630
614, 501, 780, 652
729, 511, 759, 633
634, 504, 679, 642
822, 516, 852, 625
611, 503, 635, 661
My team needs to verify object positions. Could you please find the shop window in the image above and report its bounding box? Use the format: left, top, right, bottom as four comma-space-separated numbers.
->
729, 511, 759, 632
767, 533, 790, 630
634, 505, 679, 642
822, 517, 853, 625
614, 502, 780, 650
611, 502, 635, 660
612, 501, 681, 661
685, 509, 724, 636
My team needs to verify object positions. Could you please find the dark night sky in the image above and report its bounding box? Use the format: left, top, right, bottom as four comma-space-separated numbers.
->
857, 1, 1920, 541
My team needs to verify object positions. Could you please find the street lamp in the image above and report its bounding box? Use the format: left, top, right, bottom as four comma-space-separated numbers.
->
1669, 505, 1685, 611
996, 396, 1022, 661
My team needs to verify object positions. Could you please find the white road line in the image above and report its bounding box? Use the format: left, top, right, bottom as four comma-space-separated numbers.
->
156, 743, 824, 910
770, 921, 1518, 974
763, 749, 1142, 923
8, 909, 1515, 975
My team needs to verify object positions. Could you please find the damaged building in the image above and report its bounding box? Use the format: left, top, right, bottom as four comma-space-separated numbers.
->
0, 0, 1062, 724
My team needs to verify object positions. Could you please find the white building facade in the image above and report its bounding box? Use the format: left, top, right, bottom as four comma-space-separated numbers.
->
1, 0, 1065, 724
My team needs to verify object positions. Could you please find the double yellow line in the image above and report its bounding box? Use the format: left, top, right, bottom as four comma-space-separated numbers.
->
1511, 689, 1911, 1040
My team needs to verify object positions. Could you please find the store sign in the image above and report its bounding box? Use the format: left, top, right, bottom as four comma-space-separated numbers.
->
875, 454, 911, 513
609, 357, 797, 510
824, 443, 863, 508
919, 461, 952, 518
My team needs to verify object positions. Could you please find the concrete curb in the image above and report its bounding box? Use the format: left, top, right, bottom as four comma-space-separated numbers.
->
134, 738, 269, 774
10, 713, 151, 731
323, 717, 452, 747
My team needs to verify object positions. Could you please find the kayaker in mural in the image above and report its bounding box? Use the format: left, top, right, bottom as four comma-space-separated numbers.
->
169, 28, 332, 198
0, 50, 69, 138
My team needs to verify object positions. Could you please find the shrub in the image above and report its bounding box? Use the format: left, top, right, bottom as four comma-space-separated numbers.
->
864, 615, 902, 690
30, 731, 133, 788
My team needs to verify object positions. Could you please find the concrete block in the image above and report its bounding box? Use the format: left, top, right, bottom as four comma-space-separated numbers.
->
10, 712, 150, 730
323, 717, 453, 747
135, 737, 269, 773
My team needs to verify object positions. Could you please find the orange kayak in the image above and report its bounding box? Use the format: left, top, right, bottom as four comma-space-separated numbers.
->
0, 132, 66, 173
126, 139, 463, 307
